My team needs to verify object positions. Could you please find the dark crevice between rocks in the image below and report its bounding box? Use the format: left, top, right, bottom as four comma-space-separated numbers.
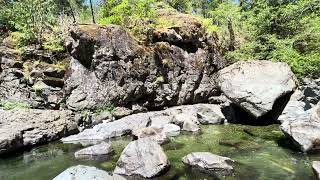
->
222, 92, 293, 126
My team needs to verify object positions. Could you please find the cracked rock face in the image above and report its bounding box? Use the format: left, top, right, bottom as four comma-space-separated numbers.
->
114, 138, 170, 178
0, 109, 78, 155
64, 23, 225, 111
218, 60, 297, 119
182, 152, 235, 176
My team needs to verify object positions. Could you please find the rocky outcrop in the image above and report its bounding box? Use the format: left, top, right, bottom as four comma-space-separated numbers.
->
62, 104, 223, 144
64, 15, 225, 111
114, 138, 170, 178
74, 142, 114, 160
218, 60, 297, 120
0, 109, 78, 155
0, 46, 68, 110
182, 152, 235, 176
53, 165, 113, 180
280, 103, 320, 152
312, 161, 320, 179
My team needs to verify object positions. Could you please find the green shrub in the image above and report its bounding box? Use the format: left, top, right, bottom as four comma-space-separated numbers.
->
95, 104, 116, 114
0, 101, 31, 110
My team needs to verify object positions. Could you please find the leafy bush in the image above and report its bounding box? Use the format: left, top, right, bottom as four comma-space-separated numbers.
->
98, 0, 157, 39
0, 101, 31, 110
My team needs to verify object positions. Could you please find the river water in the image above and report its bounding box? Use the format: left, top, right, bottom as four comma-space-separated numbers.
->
0, 124, 318, 180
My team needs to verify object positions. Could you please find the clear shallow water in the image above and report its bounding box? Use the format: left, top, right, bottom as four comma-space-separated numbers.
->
0, 124, 319, 180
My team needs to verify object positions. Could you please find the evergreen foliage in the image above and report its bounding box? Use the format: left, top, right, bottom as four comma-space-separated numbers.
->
0, 0, 319, 77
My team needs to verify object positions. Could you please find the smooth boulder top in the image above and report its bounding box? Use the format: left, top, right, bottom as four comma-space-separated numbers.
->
182, 152, 235, 176
218, 60, 297, 118
114, 138, 170, 178
280, 103, 320, 152
53, 165, 113, 180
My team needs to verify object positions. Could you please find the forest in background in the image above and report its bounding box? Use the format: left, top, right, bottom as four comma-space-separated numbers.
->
0, 0, 319, 78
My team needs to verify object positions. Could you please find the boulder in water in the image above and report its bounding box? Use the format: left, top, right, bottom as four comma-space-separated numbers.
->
114, 138, 170, 178
182, 152, 235, 176
218, 60, 297, 119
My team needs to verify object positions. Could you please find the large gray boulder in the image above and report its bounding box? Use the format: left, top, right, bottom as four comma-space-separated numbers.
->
278, 90, 307, 123
114, 138, 170, 178
218, 60, 297, 119
312, 161, 320, 179
53, 165, 113, 180
182, 152, 235, 176
0, 109, 78, 155
280, 103, 320, 152
74, 142, 114, 160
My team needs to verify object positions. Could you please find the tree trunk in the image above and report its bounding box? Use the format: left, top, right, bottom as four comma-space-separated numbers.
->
228, 18, 235, 51
89, 0, 96, 24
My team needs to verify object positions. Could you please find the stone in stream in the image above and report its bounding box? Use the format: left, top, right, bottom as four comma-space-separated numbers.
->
173, 113, 200, 132
114, 138, 170, 178
0, 109, 79, 155
280, 103, 320, 152
182, 152, 235, 176
217, 60, 297, 119
132, 127, 169, 145
162, 124, 181, 137
312, 161, 320, 179
182, 120, 200, 132
53, 165, 113, 180
197, 105, 225, 124
74, 142, 114, 161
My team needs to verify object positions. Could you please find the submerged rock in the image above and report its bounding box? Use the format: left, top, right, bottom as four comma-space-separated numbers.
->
280, 103, 320, 152
53, 165, 113, 180
114, 138, 170, 178
312, 161, 320, 179
74, 142, 114, 161
218, 60, 297, 119
182, 152, 235, 176
0, 109, 78, 155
